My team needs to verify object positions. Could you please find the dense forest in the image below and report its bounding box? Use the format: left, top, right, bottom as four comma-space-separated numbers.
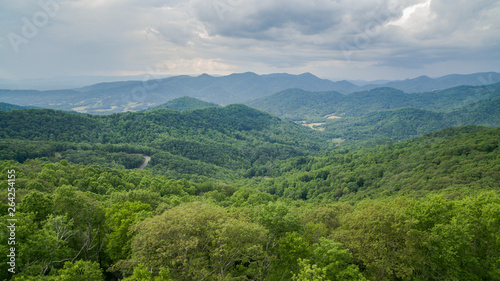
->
324, 96, 500, 141
246, 126, 500, 200
147, 97, 220, 112
248, 83, 500, 120
0, 103, 38, 111
248, 84, 500, 142
0, 89, 499, 280
0, 105, 330, 180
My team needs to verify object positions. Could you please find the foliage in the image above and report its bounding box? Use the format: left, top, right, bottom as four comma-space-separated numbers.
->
148, 96, 219, 111
323, 96, 500, 141
0, 105, 329, 178
0, 93, 499, 281
128, 202, 267, 280
250, 126, 500, 201
249, 83, 500, 120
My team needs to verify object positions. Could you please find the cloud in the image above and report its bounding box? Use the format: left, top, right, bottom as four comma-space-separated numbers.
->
193, 0, 345, 38
0, 0, 499, 81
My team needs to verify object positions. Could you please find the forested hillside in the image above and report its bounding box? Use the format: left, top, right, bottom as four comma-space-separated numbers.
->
247, 83, 500, 141
246, 126, 500, 201
148, 96, 219, 111
0, 102, 38, 111
0, 80, 499, 280
0, 106, 330, 179
249, 83, 500, 120
0, 72, 341, 114
0, 126, 499, 280
324, 96, 500, 140
247, 89, 345, 120
2, 72, 498, 115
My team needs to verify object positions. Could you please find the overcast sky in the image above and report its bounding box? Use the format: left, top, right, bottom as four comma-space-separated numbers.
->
1, 0, 499, 81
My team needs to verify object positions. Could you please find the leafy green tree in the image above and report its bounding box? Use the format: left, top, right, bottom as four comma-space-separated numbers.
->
408, 193, 500, 280
53, 185, 106, 262
292, 259, 327, 281
105, 201, 152, 263
266, 232, 310, 281
310, 238, 366, 281
303, 222, 328, 246
333, 199, 417, 280
21, 215, 75, 276
0, 213, 38, 280
53, 260, 105, 281
122, 263, 172, 281
256, 201, 302, 280
19, 191, 54, 225
129, 202, 267, 280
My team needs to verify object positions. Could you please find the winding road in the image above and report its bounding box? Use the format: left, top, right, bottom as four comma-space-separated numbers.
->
56, 152, 151, 169
138, 155, 151, 170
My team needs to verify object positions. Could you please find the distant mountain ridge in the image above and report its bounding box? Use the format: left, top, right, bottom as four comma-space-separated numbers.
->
248, 83, 500, 120
0, 72, 498, 115
360, 72, 500, 93
0, 72, 344, 114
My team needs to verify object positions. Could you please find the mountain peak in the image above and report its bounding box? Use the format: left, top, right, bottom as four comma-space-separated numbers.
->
415, 75, 432, 80
149, 96, 219, 112
299, 72, 318, 78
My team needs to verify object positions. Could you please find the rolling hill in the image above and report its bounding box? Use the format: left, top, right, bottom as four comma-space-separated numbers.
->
0, 102, 39, 111
249, 83, 500, 120
323, 96, 500, 141
359, 71, 500, 93
248, 125, 500, 201
0, 88, 499, 281
148, 96, 219, 111
0, 72, 344, 114
246, 83, 500, 142
0, 105, 330, 179
246, 88, 345, 120
1, 72, 498, 115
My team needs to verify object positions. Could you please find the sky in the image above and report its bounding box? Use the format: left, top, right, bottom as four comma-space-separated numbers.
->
0, 0, 499, 82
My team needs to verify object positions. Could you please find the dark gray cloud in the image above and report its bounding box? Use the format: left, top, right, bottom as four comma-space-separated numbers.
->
0, 0, 499, 81
194, 0, 346, 38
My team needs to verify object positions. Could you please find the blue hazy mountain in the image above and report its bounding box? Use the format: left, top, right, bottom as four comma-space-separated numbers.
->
0, 72, 498, 115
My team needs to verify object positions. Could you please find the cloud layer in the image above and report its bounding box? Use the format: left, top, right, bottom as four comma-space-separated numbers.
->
0, 0, 499, 81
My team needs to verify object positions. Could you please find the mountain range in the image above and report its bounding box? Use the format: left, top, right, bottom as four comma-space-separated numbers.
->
248, 83, 500, 119
0, 72, 499, 115
1, 71, 499, 281
357, 72, 500, 93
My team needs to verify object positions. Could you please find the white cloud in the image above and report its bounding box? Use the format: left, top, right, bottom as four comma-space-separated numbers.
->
0, 0, 499, 81
387, 0, 432, 27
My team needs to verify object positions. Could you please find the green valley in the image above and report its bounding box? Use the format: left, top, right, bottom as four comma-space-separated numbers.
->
0, 105, 330, 180
0, 80, 499, 281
